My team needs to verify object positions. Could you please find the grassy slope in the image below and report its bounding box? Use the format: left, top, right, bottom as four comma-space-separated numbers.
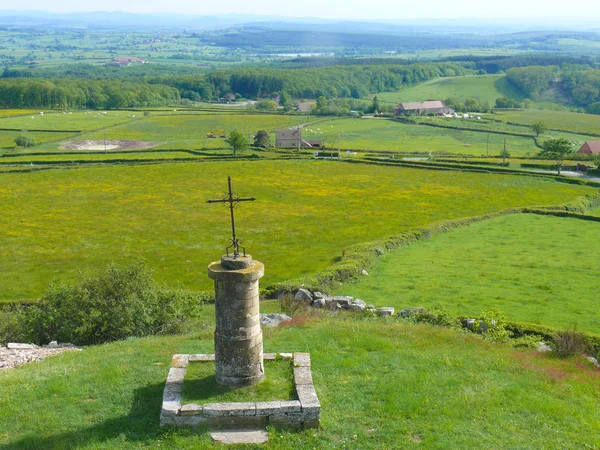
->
0, 160, 594, 303
493, 109, 600, 136
1, 316, 599, 449
372, 75, 525, 105
305, 118, 537, 156
334, 214, 600, 333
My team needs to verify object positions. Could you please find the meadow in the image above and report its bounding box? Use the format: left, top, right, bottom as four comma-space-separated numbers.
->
313, 117, 537, 156
0, 130, 79, 149
1, 315, 599, 449
0, 110, 136, 132
493, 109, 600, 136
0, 160, 595, 303
372, 74, 525, 105
334, 213, 600, 333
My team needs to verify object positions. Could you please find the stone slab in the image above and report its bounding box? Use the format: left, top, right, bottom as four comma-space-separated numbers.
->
294, 352, 311, 367
180, 403, 203, 416
203, 402, 257, 417
7, 343, 34, 350
189, 353, 215, 362
166, 367, 186, 384
376, 307, 395, 316
171, 354, 188, 368
255, 401, 301, 416
211, 429, 268, 444
263, 353, 277, 360
279, 353, 293, 359
296, 384, 320, 409
294, 366, 313, 385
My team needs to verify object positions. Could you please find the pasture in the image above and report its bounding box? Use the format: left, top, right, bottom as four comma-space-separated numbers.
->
0, 160, 594, 303
372, 74, 524, 105
1, 316, 599, 448
334, 213, 600, 333
493, 109, 600, 136
313, 117, 537, 156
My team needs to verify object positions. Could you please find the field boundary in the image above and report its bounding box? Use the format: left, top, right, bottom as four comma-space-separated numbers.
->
264, 192, 600, 298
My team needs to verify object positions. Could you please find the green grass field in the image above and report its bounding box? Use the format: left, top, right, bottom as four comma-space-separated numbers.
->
0, 130, 79, 149
493, 109, 600, 136
0, 111, 136, 132
334, 214, 600, 333
0, 160, 594, 303
313, 117, 537, 156
1, 315, 599, 449
372, 75, 525, 105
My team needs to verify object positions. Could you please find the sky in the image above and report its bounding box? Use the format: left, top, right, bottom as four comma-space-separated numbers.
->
6, 0, 600, 21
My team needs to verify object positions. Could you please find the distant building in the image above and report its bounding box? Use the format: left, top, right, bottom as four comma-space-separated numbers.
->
577, 141, 600, 155
394, 100, 450, 116
296, 102, 314, 113
107, 56, 147, 67
275, 128, 322, 148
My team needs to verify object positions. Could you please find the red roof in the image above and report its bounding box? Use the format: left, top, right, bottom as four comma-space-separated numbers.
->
578, 141, 600, 155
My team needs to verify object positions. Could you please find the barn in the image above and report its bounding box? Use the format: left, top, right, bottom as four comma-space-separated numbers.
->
394, 100, 451, 116
275, 128, 322, 148
577, 141, 600, 155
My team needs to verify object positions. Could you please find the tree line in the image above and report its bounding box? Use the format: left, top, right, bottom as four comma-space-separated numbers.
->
506, 65, 600, 112
0, 78, 180, 109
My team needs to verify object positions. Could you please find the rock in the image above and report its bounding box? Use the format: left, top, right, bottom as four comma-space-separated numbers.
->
361, 269, 369, 276
465, 319, 477, 330
330, 296, 353, 307
586, 356, 600, 367
45, 341, 59, 348
294, 288, 313, 303
7, 343, 35, 350
260, 313, 292, 327
376, 307, 395, 317
312, 298, 326, 308
313, 291, 325, 299
398, 307, 425, 318
537, 342, 552, 353
347, 299, 366, 311
211, 429, 268, 444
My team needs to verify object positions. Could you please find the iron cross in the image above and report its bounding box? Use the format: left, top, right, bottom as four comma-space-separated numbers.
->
207, 176, 256, 258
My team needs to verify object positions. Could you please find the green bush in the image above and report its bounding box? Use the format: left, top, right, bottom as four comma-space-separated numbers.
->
18, 261, 203, 345
14, 134, 36, 147
553, 329, 591, 358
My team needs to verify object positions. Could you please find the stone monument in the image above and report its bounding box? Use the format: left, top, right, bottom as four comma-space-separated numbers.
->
160, 177, 320, 433
206, 176, 264, 386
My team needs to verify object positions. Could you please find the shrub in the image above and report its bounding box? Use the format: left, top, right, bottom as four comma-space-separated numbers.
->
18, 260, 203, 345
476, 308, 511, 343
280, 293, 311, 317
553, 329, 590, 358
0, 306, 25, 345
14, 134, 36, 147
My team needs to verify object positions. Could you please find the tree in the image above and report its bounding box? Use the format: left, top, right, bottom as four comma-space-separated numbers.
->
540, 138, 574, 175
14, 134, 36, 147
371, 95, 380, 114
316, 96, 327, 112
530, 121, 547, 136
226, 130, 248, 155
253, 130, 270, 148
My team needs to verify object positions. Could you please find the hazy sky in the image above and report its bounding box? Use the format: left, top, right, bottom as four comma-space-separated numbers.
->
8, 0, 600, 20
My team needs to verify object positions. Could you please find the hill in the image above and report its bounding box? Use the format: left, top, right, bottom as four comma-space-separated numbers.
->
372, 74, 525, 105
1, 315, 599, 448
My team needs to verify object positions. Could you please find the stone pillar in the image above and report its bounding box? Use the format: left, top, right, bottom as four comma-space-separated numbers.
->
208, 255, 265, 387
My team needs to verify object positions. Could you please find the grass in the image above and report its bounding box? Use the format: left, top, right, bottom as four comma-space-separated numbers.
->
0, 160, 595, 303
78, 114, 306, 151
182, 359, 296, 404
334, 214, 600, 333
493, 109, 600, 137
1, 316, 599, 448
372, 74, 525, 105
307, 117, 538, 156
0, 130, 79, 150
0, 111, 136, 132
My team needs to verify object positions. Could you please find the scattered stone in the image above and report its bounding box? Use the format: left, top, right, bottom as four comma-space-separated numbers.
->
398, 307, 425, 318
347, 299, 366, 312
361, 269, 369, 276
294, 288, 313, 303
586, 356, 600, 367
211, 429, 268, 444
331, 296, 353, 308
260, 313, 292, 327
45, 341, 59, 348
312, 298, 326, 308
7, 343, 34, 350
537, 342, 553, 353
1, 342, 81, 370
313, 292, 325, 299
376, 307, 395, 317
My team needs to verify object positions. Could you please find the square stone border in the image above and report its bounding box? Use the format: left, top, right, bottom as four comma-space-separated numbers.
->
160, 352, 320, 429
